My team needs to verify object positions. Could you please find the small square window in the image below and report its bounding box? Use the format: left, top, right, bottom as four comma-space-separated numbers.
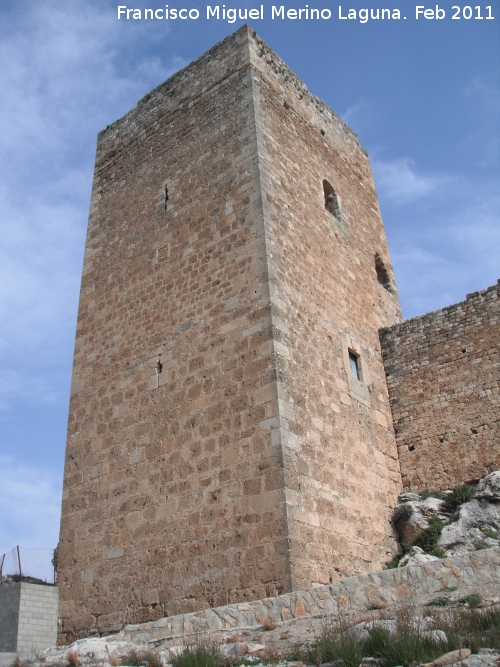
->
341, 333, 370, 406
349, 350, 361, 380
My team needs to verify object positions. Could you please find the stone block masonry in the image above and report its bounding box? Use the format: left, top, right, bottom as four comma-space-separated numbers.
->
58, 24, 404, 642
0, 583, 59, 653
249, 29, 403, 593
380, 281, 499, 491
119, 547, 500, 642
57, 24, 500, 644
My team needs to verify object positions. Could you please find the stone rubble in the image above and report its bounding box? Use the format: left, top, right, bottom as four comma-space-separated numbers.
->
439, 500, 500, 554
394, 496, 450, 550
422, 649, 471, 667
476, 473, 500, 502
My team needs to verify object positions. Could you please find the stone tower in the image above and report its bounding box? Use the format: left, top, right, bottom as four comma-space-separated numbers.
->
58, 26, 403, 641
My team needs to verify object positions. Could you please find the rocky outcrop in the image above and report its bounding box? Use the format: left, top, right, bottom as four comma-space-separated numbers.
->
398, 546, 440, 568
475, 470, 500, 502
438, 474, 500, 554
393, 495, 449, 549
392, 471, 500, 558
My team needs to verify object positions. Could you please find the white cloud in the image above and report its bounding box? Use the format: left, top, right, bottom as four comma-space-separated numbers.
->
0, 1, 185, 413
372, 157, 450, 205
385, 175, 500, 317
341, 98, 378, 134
0, 456, 62, 579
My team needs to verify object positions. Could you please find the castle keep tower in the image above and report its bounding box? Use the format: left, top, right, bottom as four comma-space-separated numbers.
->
58, 26, 403, 641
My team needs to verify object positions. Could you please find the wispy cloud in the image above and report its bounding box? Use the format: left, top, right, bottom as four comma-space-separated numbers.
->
369, 74, 500, 318
372, 157, 451, 205
341, 97, 378, 135
392, 207, 500, 317
0, 456, 62, 558
0, 1, 185, 414
375, 154, 500, 317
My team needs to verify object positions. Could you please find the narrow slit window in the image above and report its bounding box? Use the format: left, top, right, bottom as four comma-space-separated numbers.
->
323, 180, 342, 221
164, 187, 169, 211
348, 350, 361, 381
154, 356, 163, 390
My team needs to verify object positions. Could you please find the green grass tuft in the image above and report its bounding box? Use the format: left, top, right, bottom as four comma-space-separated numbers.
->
170, 638, 234, 667
307, 605, 500, 667
482, 529, 499, 539
458, 594, 482, 609
385, 554, 403, 569
443, 484, 476, 512
364, 623, 448, 667
428, 597, 453, 607
122, 650, 162, 667
414, 515, 444, 552
310, 619, 363, 667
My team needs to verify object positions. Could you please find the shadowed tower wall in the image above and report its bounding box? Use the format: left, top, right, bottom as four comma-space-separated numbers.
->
58, 26, 403, 642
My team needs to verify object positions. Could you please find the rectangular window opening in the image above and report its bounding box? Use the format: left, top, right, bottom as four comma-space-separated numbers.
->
348, 350, 361, 381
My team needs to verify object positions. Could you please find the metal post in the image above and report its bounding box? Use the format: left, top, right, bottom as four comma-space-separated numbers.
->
16, 545, 22, 581
0, 553, 5, 586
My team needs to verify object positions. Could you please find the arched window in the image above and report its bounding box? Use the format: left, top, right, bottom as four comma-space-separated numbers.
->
323, 180, 342, 221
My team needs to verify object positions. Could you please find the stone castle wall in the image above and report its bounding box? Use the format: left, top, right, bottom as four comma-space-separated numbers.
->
59, 27, 291, 641
380, 281, 499, 491
58, 25, 404, 642
247, 34, 403, 587
60, 24, 498, 646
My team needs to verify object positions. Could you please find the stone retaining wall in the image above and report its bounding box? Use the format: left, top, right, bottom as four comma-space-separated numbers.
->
121, 547, 500, 642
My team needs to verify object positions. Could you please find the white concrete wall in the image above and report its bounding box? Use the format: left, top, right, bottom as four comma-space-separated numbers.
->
0, 583, 59, 653
0, 584, 21, 651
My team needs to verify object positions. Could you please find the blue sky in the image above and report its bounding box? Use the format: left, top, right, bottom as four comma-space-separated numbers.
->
0, 0, 498, 570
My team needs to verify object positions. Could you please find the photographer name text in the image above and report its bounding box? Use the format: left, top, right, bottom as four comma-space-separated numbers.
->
117, 4, 495, 22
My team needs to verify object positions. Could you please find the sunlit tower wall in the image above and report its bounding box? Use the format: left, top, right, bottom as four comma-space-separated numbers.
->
58, 26, 403, 642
